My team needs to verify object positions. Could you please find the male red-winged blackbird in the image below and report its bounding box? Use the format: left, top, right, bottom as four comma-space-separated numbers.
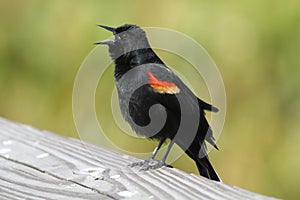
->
96, 24, 221, 181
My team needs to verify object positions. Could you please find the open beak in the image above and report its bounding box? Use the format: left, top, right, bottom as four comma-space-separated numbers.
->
97, 25, 115, 33
95, 24, 116, 45
94, 39, 115, 45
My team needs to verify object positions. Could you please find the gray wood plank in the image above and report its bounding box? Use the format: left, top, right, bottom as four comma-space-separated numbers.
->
0, 118, 278, 200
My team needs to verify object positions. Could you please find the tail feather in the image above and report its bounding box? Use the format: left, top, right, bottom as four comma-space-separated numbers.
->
205, 127, 219, 150
195, 156, 221, 182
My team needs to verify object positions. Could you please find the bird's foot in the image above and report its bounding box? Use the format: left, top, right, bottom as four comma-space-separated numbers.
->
139, 159, 166, 171
127, 160, 149, 168
128, 159, 173, 171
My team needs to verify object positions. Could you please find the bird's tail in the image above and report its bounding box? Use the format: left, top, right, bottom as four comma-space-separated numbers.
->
195, 155, 221, 182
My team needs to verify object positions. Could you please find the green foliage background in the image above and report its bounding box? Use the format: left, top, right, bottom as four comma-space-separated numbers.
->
1, 0, 299, 199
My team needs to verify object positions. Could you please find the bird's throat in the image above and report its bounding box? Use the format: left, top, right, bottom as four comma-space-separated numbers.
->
113, 49, 163, 81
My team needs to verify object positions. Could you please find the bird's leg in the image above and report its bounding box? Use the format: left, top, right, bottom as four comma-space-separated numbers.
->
161, 139, 175, 164
140, 140, 175, 171
128, 138, 166, 168
148, 138, 166, 160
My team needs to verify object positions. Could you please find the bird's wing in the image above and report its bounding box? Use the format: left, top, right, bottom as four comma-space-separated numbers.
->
145, 64, 218, 112
144, 64, 219, 149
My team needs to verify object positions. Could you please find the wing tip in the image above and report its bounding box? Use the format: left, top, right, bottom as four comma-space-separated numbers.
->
210, 106, 219, 112
214, 144, 219, 150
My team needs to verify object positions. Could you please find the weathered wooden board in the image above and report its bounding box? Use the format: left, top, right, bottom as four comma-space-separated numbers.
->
0, 118, 278, 200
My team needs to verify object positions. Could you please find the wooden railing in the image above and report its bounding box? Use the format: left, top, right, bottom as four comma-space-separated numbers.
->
0, 118, 278, 200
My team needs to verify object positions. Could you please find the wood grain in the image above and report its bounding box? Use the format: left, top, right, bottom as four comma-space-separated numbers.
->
0, 118, 278, 200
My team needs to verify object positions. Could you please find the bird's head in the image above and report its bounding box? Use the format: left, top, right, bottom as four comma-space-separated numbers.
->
95, 24, 150, 60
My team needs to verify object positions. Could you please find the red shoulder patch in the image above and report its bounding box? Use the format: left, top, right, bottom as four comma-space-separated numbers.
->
147, 71, 180, 94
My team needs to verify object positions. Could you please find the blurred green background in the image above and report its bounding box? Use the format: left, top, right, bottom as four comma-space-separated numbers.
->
1, 0, 300, 199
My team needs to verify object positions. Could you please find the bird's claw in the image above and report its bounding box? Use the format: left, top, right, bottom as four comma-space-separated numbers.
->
139, 160, 165, 171
127, 160, 149, 167
128, 159, 173, 171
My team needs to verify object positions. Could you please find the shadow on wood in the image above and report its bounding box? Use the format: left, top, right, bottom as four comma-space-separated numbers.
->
0, 118, 278, 200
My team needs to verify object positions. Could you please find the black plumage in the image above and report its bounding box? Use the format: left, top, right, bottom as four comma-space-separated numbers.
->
96, 24, 221, 181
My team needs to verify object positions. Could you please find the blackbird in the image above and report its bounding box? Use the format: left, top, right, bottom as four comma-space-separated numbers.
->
96, 24, 221, 181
